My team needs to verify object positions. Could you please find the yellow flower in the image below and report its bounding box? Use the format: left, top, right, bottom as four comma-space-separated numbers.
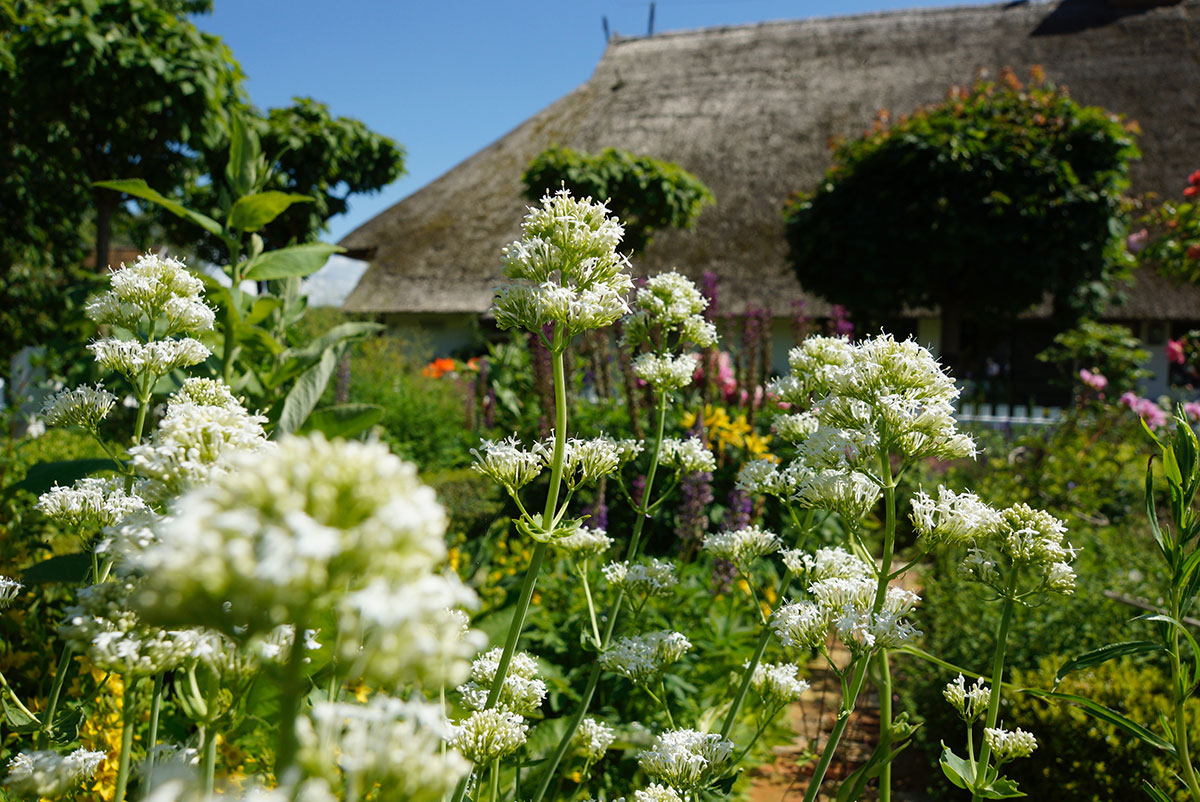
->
743, 432, 773, 457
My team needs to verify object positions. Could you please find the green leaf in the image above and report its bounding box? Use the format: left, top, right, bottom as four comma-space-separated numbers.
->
22, 552, 92, 584
94, 179, 221, 236
299, 404, 384, 439
2, 697, 40, 733
1143, 780, 1174, 802
838, 737, 912, 802
978, 776, 1025, 799
243, 296, 283, 327
1146, 459, 1171, 559
12, 458, 118, 495
1023, 689, 1176, 754
225, 114, 259, 198
1055, 641, 1167, 686
1135, 614, 1200, 689
275, 348, 340, 436
242, 242, 343, 281
228, 191, 313, 232
939, 743, 975, 790
270, 321, 381, 388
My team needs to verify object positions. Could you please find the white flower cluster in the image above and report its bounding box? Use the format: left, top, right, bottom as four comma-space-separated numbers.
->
943, 675, 991, 723
143, 778, 336, 802
40, 384, 116, 431
187, 627, 318, 683
449, 708, 528, 765
572, 717, 615, 764
603, 558, 678, 598
983, 727, 1038, 763
633, 783, 684, 802
59, 580, 198, 677
750, 661, 810, 708
86, 252, 213, 334
4, 748, 106, 798
36, 477, 147, 530
702, 526, 781, 567
633, 353, 696, 393
769, 336, 854, 404
638, 728, 735, 792
910, 486, 1002, 547
957, 504, 1076, 595
88, 338, 211, 384
735, 458, 810, 499
781, 546, 872, 583
553, 526, 613, 560
599, 630, 692, 684
0, 576, 23, 607
622, 271, 717, 350
133, 434, 481, 690
128, 379, 268, 500
470, 436, 546, 490
795, 469, 881, 522
494, 190, 633, 338
298, 695, 469, 802
772, 412, 820, 444
458, 648, 546, 716
657, 437, 716, 474
560, 436, 623, 489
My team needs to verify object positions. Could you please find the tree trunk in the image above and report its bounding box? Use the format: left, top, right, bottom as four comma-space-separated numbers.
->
93, 191, 116, 271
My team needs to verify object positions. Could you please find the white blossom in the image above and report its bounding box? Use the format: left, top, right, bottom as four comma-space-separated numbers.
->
909, 486, 1002, 546
634, 353, 696, 392
0, 576, 22, 607
88, 337, 211, 381
943, 675, 991, 723
4, 748, 105, 798
984, 727, 1038, 763
772, 412, 820, 443
470, 436, 546, 490
37, 477, 146, 529
553, 526, 613, 560
599, 630, 691, 684
750, 662, 810, 708
458, 648, 546, 716
572, 717, 615, 764
86, 252, 210, 335
633, 784, 684, 802
603, 558, 678, 598
796, 469, 881, 521
702, 526, 781, 567
658, 437, 715, 473
40, 384, 116, 430
449, 709, 528, 765
638, 729, 734, 791
770, 600, 828, 651
781, 547, 872, 583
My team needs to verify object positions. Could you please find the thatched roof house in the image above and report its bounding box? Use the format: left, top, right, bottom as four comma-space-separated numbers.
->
342, 0, 1200, 394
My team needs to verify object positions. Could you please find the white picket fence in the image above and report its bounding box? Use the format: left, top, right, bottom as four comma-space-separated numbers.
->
955, 402, 1063, 427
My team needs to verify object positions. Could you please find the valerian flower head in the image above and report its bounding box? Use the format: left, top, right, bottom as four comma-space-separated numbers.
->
634, 353, 696, 393
910, 486, 1002, 547
774, 336, 855, 402
795, 469, 881, 521
603, 558, 678, 598
170, 378, 239, 408
493, 190, 633, 338
470, 436, 546, 490
772, 412, 820, 444
297, 695, 470, 802
59, 580, 198, 677
770, 600, 828, 651
960, 504, 1076, 595
622, 271, 717, 350
599, 630, 691, 684
658, 437, 716, 473
781, 547, 873, 583
553, 526, 613, 560
458, 647, 547, 715
833, 586, 922, 656
37, 477, 147, 529
702, 526, 781, 567
86, 252, 212, 335
133, 434, 455, 636
633, 784, 684, 802
560, 436, 623, 488
983, 727, 1038, 763
750, 662, 810, 708
638, 729, 735, 792
4, 748, 106, 799
572, 717, 616, 764
449, 709, 528, 765
0, 576, 23, 607
88, 338, 211, 383
40, 384, 116, 431
943, 675, 991, 723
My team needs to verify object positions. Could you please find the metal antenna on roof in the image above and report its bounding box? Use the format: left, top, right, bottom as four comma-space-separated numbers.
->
602, 15, 610, 42
647, 2, 655, 36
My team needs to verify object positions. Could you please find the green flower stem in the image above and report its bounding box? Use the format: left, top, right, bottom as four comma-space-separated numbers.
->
579, 565, 602, 648
275, 614, 310, 780
878, 649, 893, 802
113, 676, 140, 802
719, 509, 816, 741
803, 448, 901, 802
0, 669, 40, 724
37, 649, 74, 748
202, 724, 218, 795
1169, 584, 1200, 802
146, 673, 163, 784
971, 569, 1020, 802
528, 390, 670, 802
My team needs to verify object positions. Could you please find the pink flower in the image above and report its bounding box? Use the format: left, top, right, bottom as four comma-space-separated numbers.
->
1121, 392, 1168, 428
1183, 401, 1200, 423
1079, 369, 1108, 391
1119, 391, 1139, 409
1167, 339, 1186, 365
1126, 228, 1149, 254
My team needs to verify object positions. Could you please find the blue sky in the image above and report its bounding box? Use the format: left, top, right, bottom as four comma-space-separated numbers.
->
195, 0, 995, 245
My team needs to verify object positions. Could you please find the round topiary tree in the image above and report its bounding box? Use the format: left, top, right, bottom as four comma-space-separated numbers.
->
784, 67, 1140, 362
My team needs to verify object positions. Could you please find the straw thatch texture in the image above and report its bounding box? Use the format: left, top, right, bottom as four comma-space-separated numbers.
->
342, 0, 1200, 319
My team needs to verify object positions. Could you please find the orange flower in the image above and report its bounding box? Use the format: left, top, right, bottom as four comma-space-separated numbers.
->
422, 357, 457, 378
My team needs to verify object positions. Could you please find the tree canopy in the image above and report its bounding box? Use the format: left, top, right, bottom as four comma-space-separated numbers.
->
523, 145, 714, 255
784, 68, 1141, 345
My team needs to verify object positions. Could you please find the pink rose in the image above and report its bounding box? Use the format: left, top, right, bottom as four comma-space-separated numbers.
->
1167, 339, 1186, 366
1079, 369, 1108, 391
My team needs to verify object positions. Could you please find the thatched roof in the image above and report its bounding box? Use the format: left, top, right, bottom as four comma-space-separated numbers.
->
342, 0, 1200, 319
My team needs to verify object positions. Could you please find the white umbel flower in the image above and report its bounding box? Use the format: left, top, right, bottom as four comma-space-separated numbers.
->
88, 337, 211, 381
458, 648, 546, 715
37, 477, 146, 529
0, 576, 23, 607
781, 547, 872, 583
984, 727, 1038, 763
770, 600, 828, 651
658, 437, 716, 473
943, 675, 991, 723
561, 436, 623, 488
599, 630, 691, 684
638, 729, 734, 791
40, 384, 116, 430
633, 353, 695, 392
572, 717, 616, 764
4, 748, 106, 798
553, 526, 613, 560
86, 252, 210, 334
449, 709, 528, 764
603, 558, 678, 598
470, 436, 546, 490
796, 469, 881, 521
633, 784, 684, 802
910, 486, 1002, 546
702, 526, 781, 567
622, 271, 716, 350
750, 662, 810, 708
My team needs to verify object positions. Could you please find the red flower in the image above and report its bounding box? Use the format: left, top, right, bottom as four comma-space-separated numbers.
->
1185, 185, 1199, 198
1189, 169, 1200, 186
1187, 243, 1200, 261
